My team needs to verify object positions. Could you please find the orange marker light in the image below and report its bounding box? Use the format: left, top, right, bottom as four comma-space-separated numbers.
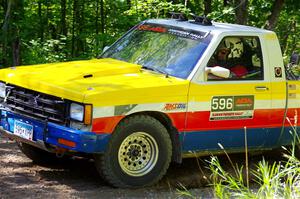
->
58, 138, 76, 148
84, 104, 93, 125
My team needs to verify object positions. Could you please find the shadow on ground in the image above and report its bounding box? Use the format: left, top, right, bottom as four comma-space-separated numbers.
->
0, 135, 286, 198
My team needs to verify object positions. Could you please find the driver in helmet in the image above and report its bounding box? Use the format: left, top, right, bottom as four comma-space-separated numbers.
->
209, 37, 248, 78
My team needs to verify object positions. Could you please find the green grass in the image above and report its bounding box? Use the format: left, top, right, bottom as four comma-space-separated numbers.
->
291, 65, 300, 77
210, 126, 300, 198
177, 117, 300, 198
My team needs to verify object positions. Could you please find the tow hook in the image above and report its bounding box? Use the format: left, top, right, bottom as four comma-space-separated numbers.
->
55, 147, 67, 158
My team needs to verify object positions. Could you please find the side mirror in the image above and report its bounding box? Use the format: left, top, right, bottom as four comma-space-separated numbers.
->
103, 46, 110, 52
205, 66, 230, 78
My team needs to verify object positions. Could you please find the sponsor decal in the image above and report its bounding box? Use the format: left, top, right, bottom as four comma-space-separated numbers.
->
137, 23, 208, 41
288, 84, 296, 90
164, 103, 186, 111
288, 93, 296, 99
114, 104, 138, 116
168, 29, 206, 40
275, 67, 282, 78
138, 25, 167, 33
210, 95, 254, 121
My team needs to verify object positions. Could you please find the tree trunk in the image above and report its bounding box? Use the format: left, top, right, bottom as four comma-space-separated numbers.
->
72, 0, 85, 57
264, 0, 285, 30
60, 0, 67, 36
38, 0, 43, 41
100, 0, 105, 49
1, 0, 11, 66
96, 0, 99, 36
11, 0, 23, 66
100, 0, 104, 34
2, 0, 23, 66
71, 0, 77, 57
12, 37, 20, 66
2, 0, 11, 31
78, 0, 85, 53
127, 0, 131, 9
204, 0, 212, 16
45, 1, 50, 39
95, 0, 100, 54
224, 0, 229, 6
234, 0, 248, 25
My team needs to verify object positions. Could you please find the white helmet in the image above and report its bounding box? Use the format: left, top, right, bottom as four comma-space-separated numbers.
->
224, 38, 243, 58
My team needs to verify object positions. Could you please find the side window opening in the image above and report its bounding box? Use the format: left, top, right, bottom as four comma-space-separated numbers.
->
286, 52, 300, 80
207, 36, 264, 81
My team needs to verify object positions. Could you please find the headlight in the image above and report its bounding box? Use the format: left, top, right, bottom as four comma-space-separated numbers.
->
70, 103, 84, 121
0, 82, 6, 98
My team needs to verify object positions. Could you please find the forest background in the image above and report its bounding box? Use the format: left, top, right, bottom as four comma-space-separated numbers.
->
0, 0, 299, 67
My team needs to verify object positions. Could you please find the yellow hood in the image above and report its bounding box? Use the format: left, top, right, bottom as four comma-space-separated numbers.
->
0, 58, 189, 105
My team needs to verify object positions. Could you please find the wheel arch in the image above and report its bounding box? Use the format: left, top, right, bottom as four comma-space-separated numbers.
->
117, 111, 182, 163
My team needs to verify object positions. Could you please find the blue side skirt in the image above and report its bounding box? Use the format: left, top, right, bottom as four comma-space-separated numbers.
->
180, 126, 299, 154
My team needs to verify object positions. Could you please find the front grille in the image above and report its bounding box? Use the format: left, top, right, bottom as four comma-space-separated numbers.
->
4, 84, 69, 125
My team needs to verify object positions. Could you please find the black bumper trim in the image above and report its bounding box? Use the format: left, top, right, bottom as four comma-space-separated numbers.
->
0, 127, 52, 152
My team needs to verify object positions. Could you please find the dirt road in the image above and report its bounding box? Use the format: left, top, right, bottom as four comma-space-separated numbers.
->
0, 135, 215, 199
0, 134, 284, 199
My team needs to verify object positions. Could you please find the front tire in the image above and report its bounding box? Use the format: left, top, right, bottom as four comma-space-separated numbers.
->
95, 115, 172, 188
18, 142, 58, 164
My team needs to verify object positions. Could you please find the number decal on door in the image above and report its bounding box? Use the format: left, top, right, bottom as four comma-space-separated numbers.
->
211, 97, 233, 111
210, 95, 254, 121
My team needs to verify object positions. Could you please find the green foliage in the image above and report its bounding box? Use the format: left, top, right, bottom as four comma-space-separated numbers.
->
22, 37, 68, 65
207, 0, 236, 23
0, 0, 299, 67
209, 156, 255, 198
125, 0, 190, 19
294, 66, 300, 77
209, 124, 300, 198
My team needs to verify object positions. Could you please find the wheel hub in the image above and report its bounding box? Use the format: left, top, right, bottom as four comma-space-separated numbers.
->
128, 144, 141, 160
118, 132, 159, 177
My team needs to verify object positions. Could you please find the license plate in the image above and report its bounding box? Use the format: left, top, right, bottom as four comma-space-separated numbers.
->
14, 120, 33, 141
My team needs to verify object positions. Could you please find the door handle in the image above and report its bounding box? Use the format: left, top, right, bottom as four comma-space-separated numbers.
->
255, 86, 269, 91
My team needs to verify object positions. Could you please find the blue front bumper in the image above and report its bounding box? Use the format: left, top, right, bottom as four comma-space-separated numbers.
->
0, 110, 110, 153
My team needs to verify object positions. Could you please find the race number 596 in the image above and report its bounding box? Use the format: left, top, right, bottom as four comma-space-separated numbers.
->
211, 96, 233, 112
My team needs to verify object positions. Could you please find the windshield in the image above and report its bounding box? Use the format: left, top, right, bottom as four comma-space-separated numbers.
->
102, 22, 212, 79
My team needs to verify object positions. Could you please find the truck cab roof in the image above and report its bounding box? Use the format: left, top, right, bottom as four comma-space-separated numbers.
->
146, 19, 274, 35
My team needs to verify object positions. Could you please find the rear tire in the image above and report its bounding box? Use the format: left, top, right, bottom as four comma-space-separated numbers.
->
18, 142, 58, 164
94, 115, 172, 188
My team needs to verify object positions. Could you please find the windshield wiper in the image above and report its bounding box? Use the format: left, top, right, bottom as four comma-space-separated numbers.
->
141, 66, 169, 78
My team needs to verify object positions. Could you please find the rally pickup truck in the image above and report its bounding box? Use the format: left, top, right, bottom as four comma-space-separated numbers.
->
0, 15, 299, 188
